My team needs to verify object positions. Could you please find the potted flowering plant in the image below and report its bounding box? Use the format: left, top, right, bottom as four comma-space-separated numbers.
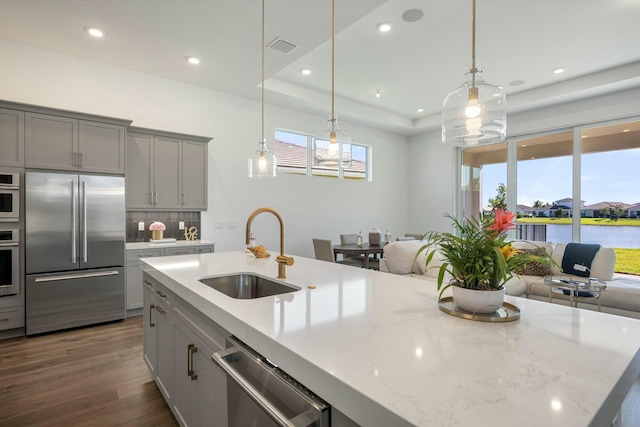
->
149, 221, 166, 241
418, 209, 551, 313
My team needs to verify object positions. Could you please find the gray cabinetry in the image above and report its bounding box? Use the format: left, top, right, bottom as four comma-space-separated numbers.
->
126, 244, 215, 315
143, 277, 174, 403
0, 101, 131, 174
126, 128, 211, 211
25, 112, 78, 171
182, 140, 208, 210
0, 108, 25, 167
143, 272, 228, 427
25, 113, 126, 174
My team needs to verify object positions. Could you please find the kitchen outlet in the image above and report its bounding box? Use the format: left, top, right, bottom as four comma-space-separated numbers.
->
179, 221, 185, 230
138, 222, 145, 231
227, 221, 237, 229
214, 222, 224, 229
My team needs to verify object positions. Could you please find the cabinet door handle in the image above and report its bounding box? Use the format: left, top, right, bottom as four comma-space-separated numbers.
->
149, 192, 154, 205
153, 192, 158, 205
149, 304, 155, 327
79, 152, 83, 167
182, 193, 186, 206
188, 344, 198, 380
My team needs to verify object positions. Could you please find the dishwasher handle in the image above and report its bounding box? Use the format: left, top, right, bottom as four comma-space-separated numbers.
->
212, 347, 296, 427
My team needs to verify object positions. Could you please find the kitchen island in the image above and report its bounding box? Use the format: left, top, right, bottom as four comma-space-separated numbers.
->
142, 251, 640, 427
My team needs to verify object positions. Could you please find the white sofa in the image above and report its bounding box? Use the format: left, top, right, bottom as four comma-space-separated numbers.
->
380, 239, 640, 319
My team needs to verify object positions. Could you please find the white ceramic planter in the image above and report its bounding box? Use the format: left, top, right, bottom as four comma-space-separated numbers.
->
452, 286, 505, 314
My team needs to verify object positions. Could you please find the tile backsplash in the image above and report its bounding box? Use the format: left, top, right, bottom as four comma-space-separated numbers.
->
126, 211, 201, 242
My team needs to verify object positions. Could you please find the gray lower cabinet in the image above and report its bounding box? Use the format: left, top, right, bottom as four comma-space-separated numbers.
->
24, 112, 126, 174
127, 245, 215, 314
126, 128, 211, 211
144, 272, 229, 427
0, 108, 25, 167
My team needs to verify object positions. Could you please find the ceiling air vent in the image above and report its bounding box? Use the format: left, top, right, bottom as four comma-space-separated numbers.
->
268, 37, 298, 55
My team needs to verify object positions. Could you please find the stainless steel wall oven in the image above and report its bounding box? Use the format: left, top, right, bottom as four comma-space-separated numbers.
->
0, 228, 19, 297
0, 171, 20, 222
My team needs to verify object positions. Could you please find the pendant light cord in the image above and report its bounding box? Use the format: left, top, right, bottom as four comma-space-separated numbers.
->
470, 0, 476, 87
261, 0, 265, 142
331, 0, 335, 121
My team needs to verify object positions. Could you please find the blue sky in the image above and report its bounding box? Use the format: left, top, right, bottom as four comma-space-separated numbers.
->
482, 148, 640, 207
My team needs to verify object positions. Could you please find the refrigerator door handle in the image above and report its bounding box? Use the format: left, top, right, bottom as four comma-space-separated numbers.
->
82, 181, 88, 263
34, 270, 120, 283
71, 180, 77, 263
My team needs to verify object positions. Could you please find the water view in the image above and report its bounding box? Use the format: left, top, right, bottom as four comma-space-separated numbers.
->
546, 224, 640, 248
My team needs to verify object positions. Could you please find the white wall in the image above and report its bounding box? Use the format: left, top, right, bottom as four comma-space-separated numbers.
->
407, 86, 640, 234
0, 39, 410, 257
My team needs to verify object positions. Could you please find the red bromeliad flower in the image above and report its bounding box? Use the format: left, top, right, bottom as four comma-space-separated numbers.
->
489, 208, 517, 236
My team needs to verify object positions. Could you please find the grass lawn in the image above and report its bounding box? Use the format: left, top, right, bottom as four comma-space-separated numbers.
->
613, 248, 640, 275
517, 217, 640, 226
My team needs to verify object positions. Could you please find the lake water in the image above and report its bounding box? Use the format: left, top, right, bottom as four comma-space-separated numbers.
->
546, 224, 640, 248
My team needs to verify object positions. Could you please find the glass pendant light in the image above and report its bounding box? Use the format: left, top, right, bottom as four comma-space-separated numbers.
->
249, 0, 277, 178
442, 0, 506, 147
314, 0, 351, 167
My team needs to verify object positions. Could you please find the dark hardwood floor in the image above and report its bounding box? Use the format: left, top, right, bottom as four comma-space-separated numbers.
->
0, 317, 178, 427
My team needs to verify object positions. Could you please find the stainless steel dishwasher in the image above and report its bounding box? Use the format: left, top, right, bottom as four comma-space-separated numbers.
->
212, 336, 330, 427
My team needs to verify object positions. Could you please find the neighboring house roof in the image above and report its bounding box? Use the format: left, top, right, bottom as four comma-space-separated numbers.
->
583, 202, 633, 210
275, 139, 366, 173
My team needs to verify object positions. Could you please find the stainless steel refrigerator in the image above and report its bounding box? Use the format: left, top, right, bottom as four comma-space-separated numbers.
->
25, 171, 125, 335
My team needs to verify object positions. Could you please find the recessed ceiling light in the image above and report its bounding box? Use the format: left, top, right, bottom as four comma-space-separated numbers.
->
300, 68, 312, 76
552, 67, 566, 74
509, 80, 525, 87
376, 22, 392, 33
375, 90, 381, 98
85, 27, 104, 38
416, 108, 424, 113
186, 56, 200, 65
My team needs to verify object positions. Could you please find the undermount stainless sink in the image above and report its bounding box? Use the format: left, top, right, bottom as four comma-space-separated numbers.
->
198, 273, 300, 299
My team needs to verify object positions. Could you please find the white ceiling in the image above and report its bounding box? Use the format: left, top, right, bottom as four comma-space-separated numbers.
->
1, 0, 640, 136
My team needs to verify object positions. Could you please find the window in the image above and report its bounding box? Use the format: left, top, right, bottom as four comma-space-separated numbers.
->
458, 117, 640, 277
275, 129, 370, 181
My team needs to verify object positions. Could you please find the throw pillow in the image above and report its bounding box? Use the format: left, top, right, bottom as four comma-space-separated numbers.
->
514, 248, 551, 276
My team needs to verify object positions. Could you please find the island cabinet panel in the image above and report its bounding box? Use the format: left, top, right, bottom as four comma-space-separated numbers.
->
0, 108, 25, 167
24, 112, 126, 174
143, 286, 158, 375
172, 317, 199, 427
143, 271, 229, 426
125, 128, 211, 211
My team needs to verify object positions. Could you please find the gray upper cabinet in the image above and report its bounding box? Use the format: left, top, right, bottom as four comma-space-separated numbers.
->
182, 140, 208, 210
126, 128, 211, 211
1, 101, 131, 174
0, 108, 25, 167
25, 113, 126, 174
25, 112, 79, 172
79, 120, 126, 174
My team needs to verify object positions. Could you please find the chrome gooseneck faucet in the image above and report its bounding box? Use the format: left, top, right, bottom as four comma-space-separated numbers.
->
246, 207, 294, 279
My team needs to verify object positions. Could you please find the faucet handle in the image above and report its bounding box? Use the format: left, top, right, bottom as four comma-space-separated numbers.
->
276, 255, 294, 266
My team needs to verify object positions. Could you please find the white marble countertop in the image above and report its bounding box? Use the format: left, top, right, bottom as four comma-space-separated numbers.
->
126, 239, 216, 250
141, 251, 640, 427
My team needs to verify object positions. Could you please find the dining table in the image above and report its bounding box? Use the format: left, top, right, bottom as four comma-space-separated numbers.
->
332, 242, 387, 269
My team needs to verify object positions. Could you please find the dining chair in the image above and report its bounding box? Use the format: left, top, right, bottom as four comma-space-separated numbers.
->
313, 239, 365, 267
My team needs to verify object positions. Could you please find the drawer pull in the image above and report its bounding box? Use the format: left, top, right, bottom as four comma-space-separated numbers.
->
143, 280, 153, 287
156, 290, 167, 299
155, 305, 166, 314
